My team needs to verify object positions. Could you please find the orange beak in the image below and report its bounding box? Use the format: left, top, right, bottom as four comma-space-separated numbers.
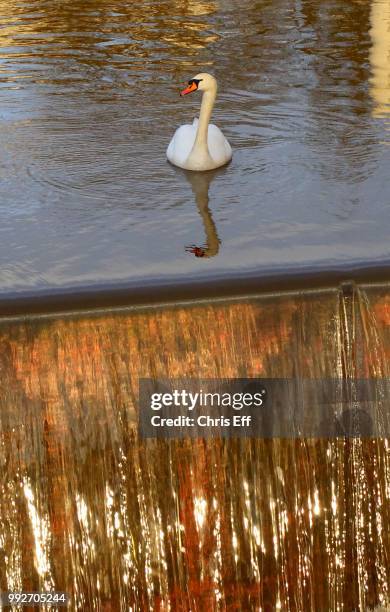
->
180, 82, 198, 96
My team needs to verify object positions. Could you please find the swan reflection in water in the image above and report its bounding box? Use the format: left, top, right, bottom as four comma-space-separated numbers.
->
178, 167, 227, 258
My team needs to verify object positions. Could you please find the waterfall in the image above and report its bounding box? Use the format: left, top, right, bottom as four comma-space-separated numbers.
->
0, 282, 389, 610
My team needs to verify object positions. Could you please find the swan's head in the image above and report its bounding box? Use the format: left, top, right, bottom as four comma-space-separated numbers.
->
180, 73, 217, 96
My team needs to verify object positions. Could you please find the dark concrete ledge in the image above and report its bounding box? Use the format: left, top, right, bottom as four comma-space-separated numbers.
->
0, 261, 389, 317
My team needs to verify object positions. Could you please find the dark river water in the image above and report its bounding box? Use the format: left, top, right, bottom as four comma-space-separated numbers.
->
1, 0, 390, 295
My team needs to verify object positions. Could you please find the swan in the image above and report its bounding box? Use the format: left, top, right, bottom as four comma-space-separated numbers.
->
167, 73, 232, 171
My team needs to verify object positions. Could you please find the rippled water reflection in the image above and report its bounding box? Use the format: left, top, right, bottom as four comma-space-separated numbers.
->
0, 0, 390, 292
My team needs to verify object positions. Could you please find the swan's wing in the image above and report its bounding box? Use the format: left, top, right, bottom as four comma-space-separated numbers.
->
207, 124, 232, 165
166, 123, 197, 167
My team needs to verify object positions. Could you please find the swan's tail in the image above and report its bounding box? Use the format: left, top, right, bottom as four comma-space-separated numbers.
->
192, 117, 199, 127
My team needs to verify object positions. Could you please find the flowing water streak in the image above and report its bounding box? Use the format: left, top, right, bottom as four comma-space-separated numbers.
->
0, 283, 389, 610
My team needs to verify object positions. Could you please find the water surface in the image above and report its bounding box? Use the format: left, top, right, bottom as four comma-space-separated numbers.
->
1, 0, 390, 294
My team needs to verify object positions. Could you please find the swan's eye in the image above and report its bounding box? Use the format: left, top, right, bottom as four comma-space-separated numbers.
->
188, 79, 203, 88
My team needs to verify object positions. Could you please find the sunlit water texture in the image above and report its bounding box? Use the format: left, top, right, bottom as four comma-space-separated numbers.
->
0, 0, 390, 294
0, 282, 389, 609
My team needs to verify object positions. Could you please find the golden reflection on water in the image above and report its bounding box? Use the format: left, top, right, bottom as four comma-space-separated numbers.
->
370, 0, 390, 121
0, 0, 219, 70
0, 284, 389, 610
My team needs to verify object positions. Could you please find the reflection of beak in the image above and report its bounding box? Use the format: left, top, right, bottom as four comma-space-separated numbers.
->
180, 82, 198, 96
185, 245, 206, 257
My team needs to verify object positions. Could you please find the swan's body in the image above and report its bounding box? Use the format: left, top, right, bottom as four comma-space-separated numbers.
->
167, 73, 232, 171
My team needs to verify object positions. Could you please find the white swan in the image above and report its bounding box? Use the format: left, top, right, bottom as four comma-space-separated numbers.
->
167, 73, 232, 171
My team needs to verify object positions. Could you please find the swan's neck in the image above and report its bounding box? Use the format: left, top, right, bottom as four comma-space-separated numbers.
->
194, 89, 217, 151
